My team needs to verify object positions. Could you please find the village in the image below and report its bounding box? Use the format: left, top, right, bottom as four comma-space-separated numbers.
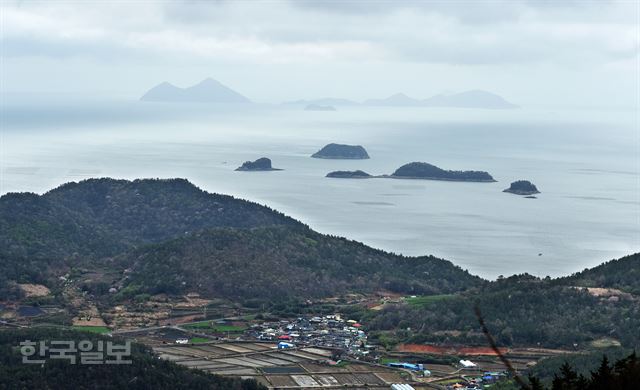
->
0, 288, 554, 390
112, 313, 519, 389
245, 315, 368, 351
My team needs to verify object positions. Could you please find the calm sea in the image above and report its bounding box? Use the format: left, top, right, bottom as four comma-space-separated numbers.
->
1, 98, 638, 279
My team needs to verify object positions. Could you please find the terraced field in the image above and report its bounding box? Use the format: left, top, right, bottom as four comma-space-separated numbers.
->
154, 341, 419, 389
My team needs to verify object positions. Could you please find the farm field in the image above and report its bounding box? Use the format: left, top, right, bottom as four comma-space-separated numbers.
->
70, 325, 111, 334
154, 341, 420, 389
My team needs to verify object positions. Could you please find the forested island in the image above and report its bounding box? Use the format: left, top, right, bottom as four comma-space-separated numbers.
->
311, 143, 370, 159
390, 162, 495, 182
503, 180, 540, 195
235, 157, 282, 171
326, 170, 372, 178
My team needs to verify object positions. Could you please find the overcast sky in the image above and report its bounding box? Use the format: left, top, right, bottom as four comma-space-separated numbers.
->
1, 0, 638, 107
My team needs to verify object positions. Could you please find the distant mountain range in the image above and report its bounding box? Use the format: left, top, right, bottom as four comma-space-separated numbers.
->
140, 78, 517, 108
140, 78, 251, 103
285, 90, 517, 109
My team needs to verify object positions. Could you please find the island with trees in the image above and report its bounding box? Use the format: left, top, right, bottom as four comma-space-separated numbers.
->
326, 170, 372, 179
390, 162, 495, 182
235, 157, 282, 171
503, 180, 540, 195
311, 143, 370, 159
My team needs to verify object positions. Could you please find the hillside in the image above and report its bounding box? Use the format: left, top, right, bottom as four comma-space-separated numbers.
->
0, 178, 298, 294
116, 226, 482, 301
364, 269, 640, 349
0, 178, 297, 258
559, 253, 640, 294
0, 178, 480, 303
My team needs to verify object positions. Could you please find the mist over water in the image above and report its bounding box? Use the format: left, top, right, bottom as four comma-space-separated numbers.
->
2, 99, 638, 279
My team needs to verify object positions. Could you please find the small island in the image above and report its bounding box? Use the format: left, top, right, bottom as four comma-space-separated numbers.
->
305, 104, 336, 111
503, 180, 540, 195
390, 162, 495, 182
326, 170, 372, 179
235, 157, 282, 171
311, 143, 370, 159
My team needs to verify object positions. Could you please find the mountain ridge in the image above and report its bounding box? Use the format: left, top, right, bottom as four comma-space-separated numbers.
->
286, 90, 517, 108
140, 78, 251, 103
0, 178, 478, 301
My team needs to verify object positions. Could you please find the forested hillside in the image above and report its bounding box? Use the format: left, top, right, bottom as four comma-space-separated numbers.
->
116, 226, 481, 301
0, 178, 297, 261
558, 253, 640, 294
364, 266, 640, 349
0, 178, 480, 302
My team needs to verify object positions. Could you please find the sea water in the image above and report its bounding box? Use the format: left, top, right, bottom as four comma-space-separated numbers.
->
1, 98, 638, 279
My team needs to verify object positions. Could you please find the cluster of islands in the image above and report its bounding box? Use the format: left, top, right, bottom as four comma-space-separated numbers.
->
234, 143, 540, 197
140, 78, 536, 197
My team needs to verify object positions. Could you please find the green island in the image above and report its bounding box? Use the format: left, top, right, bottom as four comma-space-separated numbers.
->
503, 180, 541, 195
235, 157, 282, 171
311, 143, 370, 159
326, 170, 372, 178
390, 162, 496, 182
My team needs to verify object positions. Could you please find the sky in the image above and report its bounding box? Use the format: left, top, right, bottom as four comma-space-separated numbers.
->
1, 0, 638, 107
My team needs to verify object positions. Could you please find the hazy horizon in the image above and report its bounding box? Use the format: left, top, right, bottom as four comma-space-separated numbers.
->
1, 0, 638, 108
